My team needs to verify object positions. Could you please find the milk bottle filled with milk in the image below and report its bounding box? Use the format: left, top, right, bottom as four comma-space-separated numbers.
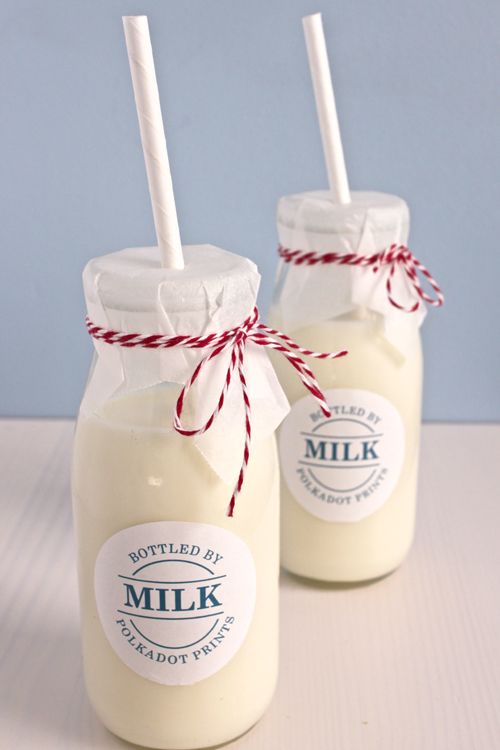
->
73, 243, 290, 749
271, 14, 444, 582
273, 191, 443, 582
72, 16, 338, 747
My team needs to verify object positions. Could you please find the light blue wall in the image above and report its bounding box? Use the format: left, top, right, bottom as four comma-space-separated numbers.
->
1, 0, 499, 419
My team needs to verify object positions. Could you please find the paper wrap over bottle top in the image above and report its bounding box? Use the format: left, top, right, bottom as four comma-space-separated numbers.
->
273, 190, 425, 355
82, 244, 289, 485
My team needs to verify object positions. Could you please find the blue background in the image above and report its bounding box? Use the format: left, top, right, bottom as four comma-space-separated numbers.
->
1, 0, 498, 419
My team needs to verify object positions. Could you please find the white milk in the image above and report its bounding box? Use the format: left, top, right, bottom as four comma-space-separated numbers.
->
73, 245, 287, 749
272, 191, 424, 582
271, 318, 421, 582
73, 386, 279, 749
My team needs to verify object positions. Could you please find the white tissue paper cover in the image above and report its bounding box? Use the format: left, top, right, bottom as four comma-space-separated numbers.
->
272, 190, 425, 356
81, 244, 290, 485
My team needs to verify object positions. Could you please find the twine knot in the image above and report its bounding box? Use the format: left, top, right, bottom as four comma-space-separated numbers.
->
86, 307, 347, 516
278, 243, 444, 313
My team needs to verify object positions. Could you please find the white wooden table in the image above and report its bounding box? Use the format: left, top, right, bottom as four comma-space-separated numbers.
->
1, 421, 499, 749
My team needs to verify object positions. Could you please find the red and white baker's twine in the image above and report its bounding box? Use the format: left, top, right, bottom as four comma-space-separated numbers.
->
86, 307, 347, 517
278, 244, 444, 313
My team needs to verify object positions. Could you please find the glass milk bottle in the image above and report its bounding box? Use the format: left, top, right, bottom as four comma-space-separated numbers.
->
72, 244, 290, 749
271, 190, 441, 582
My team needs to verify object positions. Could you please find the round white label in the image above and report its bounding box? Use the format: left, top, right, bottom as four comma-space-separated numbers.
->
279, 389, 405, 522
94, 521, 256, 685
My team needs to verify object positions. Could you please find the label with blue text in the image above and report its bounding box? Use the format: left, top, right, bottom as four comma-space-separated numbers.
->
94, 521, 256, 685
279, 389, 405, 522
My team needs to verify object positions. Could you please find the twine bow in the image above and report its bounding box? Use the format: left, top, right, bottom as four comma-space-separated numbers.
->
278, 243, 444, 313
86, 307, 347, 516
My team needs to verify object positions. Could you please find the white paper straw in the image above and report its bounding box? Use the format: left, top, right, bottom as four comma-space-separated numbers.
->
303, 13, 351, 204
123, 16, 184, 269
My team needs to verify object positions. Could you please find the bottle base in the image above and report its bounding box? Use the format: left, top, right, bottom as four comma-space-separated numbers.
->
280, 544, 413, 584
86, 669, 278, 750
100, 717, 262, 750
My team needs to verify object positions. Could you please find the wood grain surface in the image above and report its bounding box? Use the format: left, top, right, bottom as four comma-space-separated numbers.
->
0, 420, 499, 749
